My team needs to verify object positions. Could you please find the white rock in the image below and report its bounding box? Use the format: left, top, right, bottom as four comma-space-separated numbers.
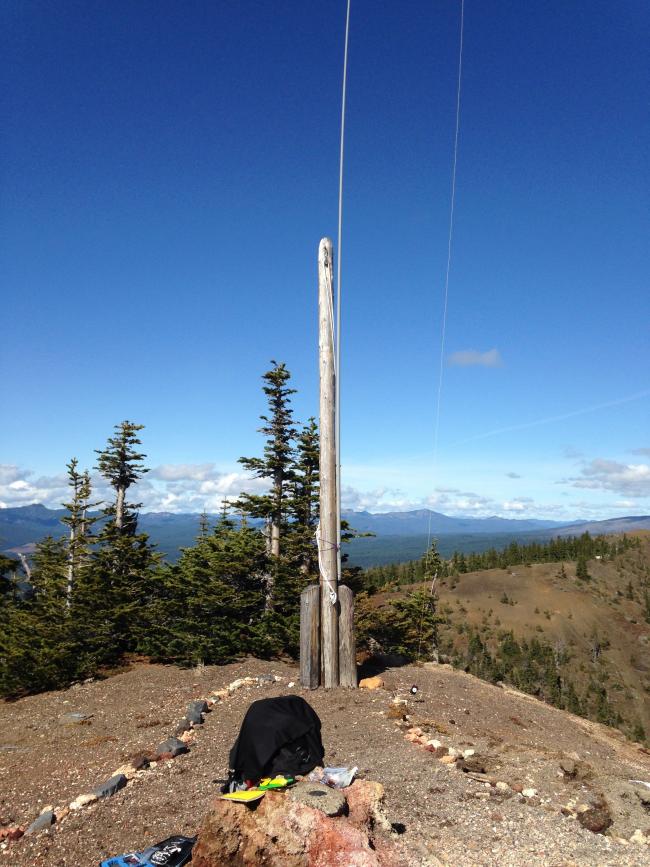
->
463, 749, 475, 758
427, 739, 443, 749
69, 793, 98, 811
522, 788, 537, 798
630, 829, 648, 845
288, 681, 295, 688
496, 782, 509, 792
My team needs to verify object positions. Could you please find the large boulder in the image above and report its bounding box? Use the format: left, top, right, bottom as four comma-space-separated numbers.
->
192, 782, 407, 867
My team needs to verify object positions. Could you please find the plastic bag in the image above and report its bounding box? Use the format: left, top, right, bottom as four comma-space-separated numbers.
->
307, 765, 358, 788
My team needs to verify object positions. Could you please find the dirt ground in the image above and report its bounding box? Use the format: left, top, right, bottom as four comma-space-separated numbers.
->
1, 659, 649, 866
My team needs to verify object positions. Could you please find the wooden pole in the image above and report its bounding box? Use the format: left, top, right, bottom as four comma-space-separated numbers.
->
300, 584, 320, 689
318, 237, 339, 688
338, 584, 356, 687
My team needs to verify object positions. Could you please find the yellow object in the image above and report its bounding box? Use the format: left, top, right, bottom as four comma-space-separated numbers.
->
221, 789, 266, 803
258, 776, 293, 790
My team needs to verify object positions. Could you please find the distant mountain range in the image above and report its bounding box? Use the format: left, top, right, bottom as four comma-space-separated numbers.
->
2, 503, 649, 567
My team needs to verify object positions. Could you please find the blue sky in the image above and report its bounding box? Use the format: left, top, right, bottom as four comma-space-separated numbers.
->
1, 0, 648, 519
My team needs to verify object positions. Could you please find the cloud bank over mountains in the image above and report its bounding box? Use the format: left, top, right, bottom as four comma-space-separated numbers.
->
1, 450, 648, 520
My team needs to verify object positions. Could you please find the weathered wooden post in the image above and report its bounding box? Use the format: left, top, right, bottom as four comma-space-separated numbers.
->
299, 237, 356, 689
318, 237, 340, 688
299, 584, 320, 689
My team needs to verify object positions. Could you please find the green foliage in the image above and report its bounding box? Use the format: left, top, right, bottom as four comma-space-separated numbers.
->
576, 556, 590, 581
355, 541, 444, 661
94, 420, 149, 504
236, 361, 297, 549
142, 515, 268, 665
363, 532, 637, 590
0, 537, 78, 695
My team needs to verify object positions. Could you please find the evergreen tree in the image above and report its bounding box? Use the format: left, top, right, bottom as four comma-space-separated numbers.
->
385, 589, 442, 661
576, 556, 590, 581
95, 420, 149, 530
144, 515, 268, 665
0, 537, 78, 695
86, 421, 159, 663
236, 361, 297, 609
61, 458, 98, 607
287, 417, 320, 578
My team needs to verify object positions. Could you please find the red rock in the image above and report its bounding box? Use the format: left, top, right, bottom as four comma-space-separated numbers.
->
192, 783, 406, 867
0, 826, 24, 842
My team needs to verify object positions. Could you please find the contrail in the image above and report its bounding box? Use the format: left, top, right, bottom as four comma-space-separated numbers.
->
455, 389, 650, 445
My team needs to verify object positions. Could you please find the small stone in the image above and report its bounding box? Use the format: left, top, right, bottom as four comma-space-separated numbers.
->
495, 782, 509, 792
522, 788, 537, 798
387, 705, 406, 720
439, 755, 457, 764
576, 802, 613, 834
112, 763, 137, 780
155, 737, 188, 758
58, 712, 92, 726
93, 774, 127, 799
287, 681, 295, 688
70, 793, 98, 811
56, 807, 70, 821
3, 827, 24, 842
128, 752, 151, 770
258, 674, 275, 683
359, 676, 384, 690
559, 758, 576, 777
463, 749, 475, 758
25, 810, 55, 835
186, 708, 204, 725
188, 699, 208, 715
629, 829, 648, 845
175, 718, 192, 735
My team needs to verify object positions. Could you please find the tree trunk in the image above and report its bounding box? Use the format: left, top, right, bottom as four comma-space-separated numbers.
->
66, 525, 75, 609
115, 485, 125, 530
270, 522, 280, 558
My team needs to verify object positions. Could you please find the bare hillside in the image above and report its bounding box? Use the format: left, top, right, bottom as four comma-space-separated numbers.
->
374, 533, 650, 739
1, 660, 650, 866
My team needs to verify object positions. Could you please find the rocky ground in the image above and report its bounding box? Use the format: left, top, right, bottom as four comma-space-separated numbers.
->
1, 658, 649, 866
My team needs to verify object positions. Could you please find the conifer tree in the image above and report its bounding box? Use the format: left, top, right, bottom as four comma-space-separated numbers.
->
86, 421, 159, 661
288, 417, 320, 577
576, 556, 590, 581
143, 514, 267, 664
236, 361, 297, 609
95, 421, 149, 530
0, 537, 78, 695
61, 458, 98, 607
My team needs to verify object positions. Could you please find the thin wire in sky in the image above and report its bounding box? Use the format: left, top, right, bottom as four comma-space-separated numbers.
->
425, 0, 465, 556
335, 0, 351, 584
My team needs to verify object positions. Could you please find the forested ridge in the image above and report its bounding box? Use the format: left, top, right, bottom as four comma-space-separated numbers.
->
1, 363, 649, 749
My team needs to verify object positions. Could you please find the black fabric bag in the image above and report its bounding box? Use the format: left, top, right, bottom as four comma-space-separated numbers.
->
225, 695, 324, 789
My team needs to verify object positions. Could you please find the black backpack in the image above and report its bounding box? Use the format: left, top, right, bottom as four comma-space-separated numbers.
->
224, 695, 324, 790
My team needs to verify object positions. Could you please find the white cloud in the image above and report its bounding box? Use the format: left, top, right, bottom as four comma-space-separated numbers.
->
568, 459, 650, 498
505, 472, 521, 479
631, 447, 650, 457
448, 348, 503, 367
149, 463, 219, 482
0, 465, 24, 485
